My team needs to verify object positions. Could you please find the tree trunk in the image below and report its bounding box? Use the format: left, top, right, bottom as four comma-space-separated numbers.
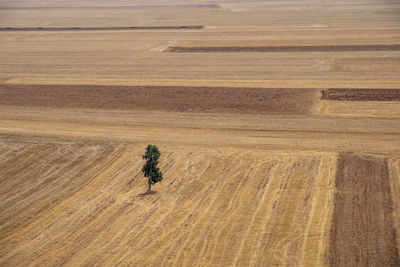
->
147, 183, 151, 194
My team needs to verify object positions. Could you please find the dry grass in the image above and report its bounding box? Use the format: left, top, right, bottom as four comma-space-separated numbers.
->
317, 100, 400, 117
0, 135, 337, 266
4, 77, 400, 89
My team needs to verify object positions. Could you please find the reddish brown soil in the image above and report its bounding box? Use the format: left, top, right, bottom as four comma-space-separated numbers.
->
167, 45, 400, 52
0, 85, 318, 115
329, 153, 400, 266
321, 89, 400, 101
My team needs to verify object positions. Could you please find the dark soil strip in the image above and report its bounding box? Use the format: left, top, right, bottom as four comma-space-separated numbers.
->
0, 4, 220, 10
166, 44, 400, 52
0, 26, 203, 32
329, 153, 399, 266
321, 88, 400, 101
0, 84, 317, 115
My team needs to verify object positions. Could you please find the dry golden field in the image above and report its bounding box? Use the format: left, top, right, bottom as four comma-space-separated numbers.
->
0, 0, 400, 266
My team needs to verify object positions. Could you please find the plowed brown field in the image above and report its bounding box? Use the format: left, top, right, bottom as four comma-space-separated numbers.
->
0, 84, 318, 115
321, 88, 400, 101
167, 44, 400, 53
329, 153, 399, 266
1, 0, 400, 266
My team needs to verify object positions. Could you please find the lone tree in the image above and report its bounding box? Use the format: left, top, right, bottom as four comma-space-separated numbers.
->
141, 144, 163, 194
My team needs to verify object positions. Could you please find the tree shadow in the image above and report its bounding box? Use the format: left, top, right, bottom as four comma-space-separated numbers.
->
137, 190, 158, 197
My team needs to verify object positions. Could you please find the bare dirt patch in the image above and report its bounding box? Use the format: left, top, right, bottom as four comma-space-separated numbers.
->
321, 88, 400, 101
1, 4, 220, 10
167, 45, 400, 53
0, 84, 318, 115
0, 26, 203, 32
329, 153, 400, 266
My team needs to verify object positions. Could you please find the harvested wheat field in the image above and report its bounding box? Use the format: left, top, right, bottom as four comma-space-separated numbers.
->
0, 0, 400, 266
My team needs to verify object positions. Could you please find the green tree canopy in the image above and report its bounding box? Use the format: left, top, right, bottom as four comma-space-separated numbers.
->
141, 144, 163, 194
